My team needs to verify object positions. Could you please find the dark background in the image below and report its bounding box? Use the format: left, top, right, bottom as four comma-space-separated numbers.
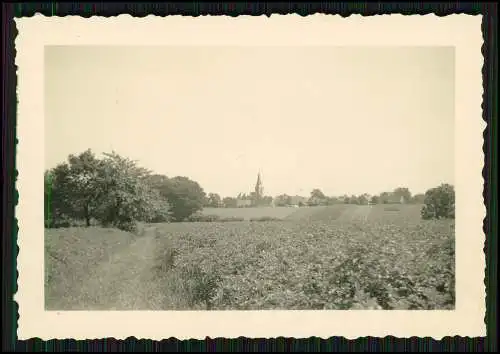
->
2, 2, 497, 352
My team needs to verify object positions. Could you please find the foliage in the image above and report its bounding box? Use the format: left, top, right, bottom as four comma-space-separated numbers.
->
411, 193, 426, 204
206, 193, 222, 208
393, 187, 412, 204
45, 150, 172, 231
90, 152, 161, 231
152, 205, 455, 310
379, 192, 391, 204
45, 149, 213, 230
309, 189, 326, 206
421, 184, 455, 220
274, 194, 292, 207
348, 195, 359, 205
45, 170, 57, 228
201, 206, 300, 221
222, 197, 237, 208
180, 265, 222, 310
45, 204, 454, 311
146, 195, 172, 223
237, 193, 251, 200
325, 197, 340, 205
357, 194, 369, 205
45, 150, 105, 227
161, 176, 206, 222
261, 196, 274, 207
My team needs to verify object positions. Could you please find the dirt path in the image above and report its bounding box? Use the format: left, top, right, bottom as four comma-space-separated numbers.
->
78, 231, 165, 310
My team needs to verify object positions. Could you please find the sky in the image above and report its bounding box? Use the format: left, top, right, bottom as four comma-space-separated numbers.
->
45, 46, 455, 198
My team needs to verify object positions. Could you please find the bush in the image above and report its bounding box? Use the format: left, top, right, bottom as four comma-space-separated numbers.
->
421, 184, 455, 220
115, 219, 138, 233
149, 214, 172, 223
147, 200, 172, 223
46, 219, 71, 229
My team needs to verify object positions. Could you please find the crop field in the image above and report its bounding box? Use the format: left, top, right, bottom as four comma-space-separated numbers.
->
45, 204, 455, 311
201, 206, 301, 220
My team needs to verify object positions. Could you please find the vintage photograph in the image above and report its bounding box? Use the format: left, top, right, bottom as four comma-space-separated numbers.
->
15, 13, 485, 340
44, 45, 456, 311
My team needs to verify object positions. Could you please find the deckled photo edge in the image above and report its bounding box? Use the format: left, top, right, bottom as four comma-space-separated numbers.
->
13, 14, 486, 340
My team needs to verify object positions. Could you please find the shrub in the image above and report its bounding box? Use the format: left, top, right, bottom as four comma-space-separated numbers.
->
149, 214, 172, 223
115, 219, 138, 233
421, 184, 455, 220
49, 220, 71, 228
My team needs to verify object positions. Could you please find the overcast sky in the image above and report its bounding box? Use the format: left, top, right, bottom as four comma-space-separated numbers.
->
45, 45, 454, 198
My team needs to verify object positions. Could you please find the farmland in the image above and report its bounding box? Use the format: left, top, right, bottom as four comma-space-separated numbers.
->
201, 206, 300, 220
45, 204, 455, 311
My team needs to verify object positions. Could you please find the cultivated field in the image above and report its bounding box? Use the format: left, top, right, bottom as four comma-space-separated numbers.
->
202, 206, 300, 220
45, 204, 455, 311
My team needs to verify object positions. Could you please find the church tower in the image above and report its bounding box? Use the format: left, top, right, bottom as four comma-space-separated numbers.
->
254, 171, 264, 205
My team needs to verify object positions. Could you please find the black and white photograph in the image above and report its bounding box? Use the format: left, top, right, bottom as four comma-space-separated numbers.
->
15, 14, 485, 339
43, 45, 456, 311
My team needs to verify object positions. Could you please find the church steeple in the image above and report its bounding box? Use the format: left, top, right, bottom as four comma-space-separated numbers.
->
254, 171, 264, 203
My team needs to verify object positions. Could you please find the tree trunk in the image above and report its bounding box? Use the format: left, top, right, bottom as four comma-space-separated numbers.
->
84, 204, 91, 227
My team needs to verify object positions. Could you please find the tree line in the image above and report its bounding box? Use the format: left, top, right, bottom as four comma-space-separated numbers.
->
45, 149, 455, 231
205, 187, 432, 209
44, 149, 206, 231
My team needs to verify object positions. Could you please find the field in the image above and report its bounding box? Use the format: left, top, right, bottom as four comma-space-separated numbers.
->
202, 206, 300, 220
45, 204, 455, 311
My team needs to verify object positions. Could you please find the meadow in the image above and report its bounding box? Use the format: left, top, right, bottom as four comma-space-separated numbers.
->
45, 204, 455, 311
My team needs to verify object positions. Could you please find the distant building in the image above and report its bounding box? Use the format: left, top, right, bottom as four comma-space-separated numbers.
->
289, 196, 308, 206
255, 172, 263, 199
387, 194, 407, 204
236, 199, 252, 208
236, 171, 274, 208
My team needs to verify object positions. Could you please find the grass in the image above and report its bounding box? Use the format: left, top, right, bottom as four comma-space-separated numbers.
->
45, 203, 454, 311
45, 227, 137, 309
